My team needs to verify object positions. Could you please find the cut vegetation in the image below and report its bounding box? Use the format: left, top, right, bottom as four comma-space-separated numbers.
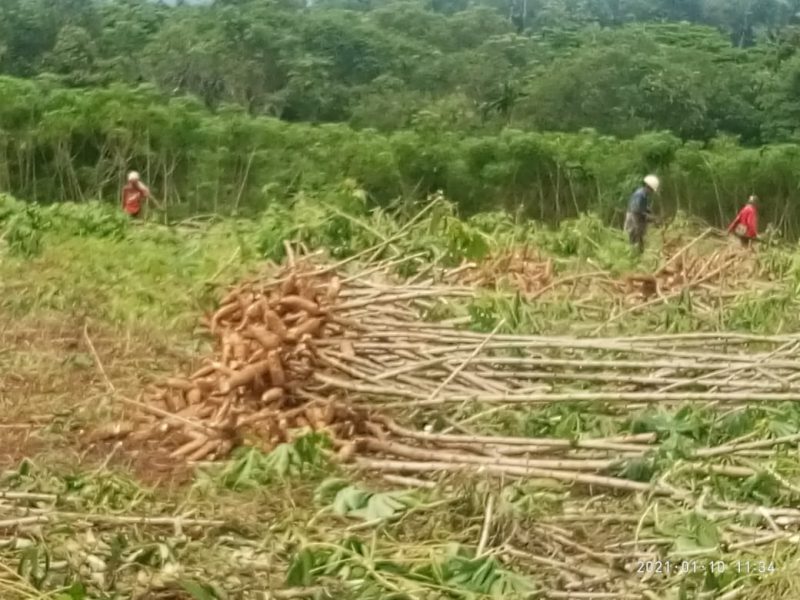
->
2, 197, 800, 599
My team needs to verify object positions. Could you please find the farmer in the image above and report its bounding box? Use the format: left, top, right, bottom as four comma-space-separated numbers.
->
624, 175, 660, 254
728, 195, 759, 248
121, 171, 150, 218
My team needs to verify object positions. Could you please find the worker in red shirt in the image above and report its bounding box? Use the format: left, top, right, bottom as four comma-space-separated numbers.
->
728, 195, 758, 247
121, 171, 150, 218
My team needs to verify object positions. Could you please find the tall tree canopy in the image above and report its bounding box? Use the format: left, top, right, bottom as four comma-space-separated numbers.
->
4, 0, 800, 234
0, 0, 798, 143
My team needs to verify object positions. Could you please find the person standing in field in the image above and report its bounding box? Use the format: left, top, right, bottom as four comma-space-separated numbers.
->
728, 195, 758, 247
121, 171, 150, 218
624, 174, 660, 254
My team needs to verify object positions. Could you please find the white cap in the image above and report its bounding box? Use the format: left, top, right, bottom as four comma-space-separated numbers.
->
644, 175, 660, 192
127, 171, 140, 182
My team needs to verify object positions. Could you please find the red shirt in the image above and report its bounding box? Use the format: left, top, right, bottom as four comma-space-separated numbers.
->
122, 182, 149, 216
728, 204, 757, 238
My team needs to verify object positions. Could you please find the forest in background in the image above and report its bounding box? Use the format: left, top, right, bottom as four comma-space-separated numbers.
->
4, 0, 800, 231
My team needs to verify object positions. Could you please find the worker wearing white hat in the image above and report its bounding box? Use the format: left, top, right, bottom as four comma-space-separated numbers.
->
121, 170, 151, 218
624, 175, 660, 254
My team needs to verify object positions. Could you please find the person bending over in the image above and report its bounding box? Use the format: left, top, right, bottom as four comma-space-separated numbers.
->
728, 195, 758, 248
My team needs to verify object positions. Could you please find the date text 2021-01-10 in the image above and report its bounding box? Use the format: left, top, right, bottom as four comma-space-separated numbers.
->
637, 560, 776, 575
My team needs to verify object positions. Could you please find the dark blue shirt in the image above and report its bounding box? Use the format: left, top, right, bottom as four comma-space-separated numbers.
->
628, 187, 650, 215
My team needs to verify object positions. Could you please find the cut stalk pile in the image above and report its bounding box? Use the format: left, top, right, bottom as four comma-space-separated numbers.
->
445, 240, 765, 304
104, 256, 800, 496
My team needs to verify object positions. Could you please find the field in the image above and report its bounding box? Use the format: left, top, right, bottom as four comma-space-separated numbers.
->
4, 192, 800, 600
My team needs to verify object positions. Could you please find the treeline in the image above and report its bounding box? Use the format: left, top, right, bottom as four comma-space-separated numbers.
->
4, 76, 800, 234
6, 0, 800, 233
2, 0, 800, 143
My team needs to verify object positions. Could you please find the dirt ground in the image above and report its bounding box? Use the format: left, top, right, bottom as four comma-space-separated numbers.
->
0, 315, 199, 486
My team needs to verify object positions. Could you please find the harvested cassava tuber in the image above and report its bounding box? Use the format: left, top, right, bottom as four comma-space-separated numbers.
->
282, 311, 304, 325
221, 331, 234, 364
280, 273, 297, 296
188, 439, 221, 462
230, 332, 248, 362
249, 348, 267, 363
185, 388, 203, 405
322, 402, 336, 425
210, 399, 232, 425
211, 362, 236, 377
237, 292, 256, 313
237, 298, 267, 331
279, 295, 323, 316
164, 377, 194, 391
220, 361, 271, 394
170, 433, 209, 459
261, 387, 284, 405
210, 303, 240, 332
287, 317, 324, 341
86, 422, 135, 443
264, 310, 289, 340
267, 351, 285, 387
337, 442, 356, 464
164, 393, 186, 413
190, 364, 215, 380
296, 277, 312, 300
196, 378, 217, 394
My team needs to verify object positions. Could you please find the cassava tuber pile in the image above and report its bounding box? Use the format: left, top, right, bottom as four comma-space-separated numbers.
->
120, 260, 376, 463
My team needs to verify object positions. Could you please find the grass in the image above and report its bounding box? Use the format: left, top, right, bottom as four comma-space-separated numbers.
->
3, 198, 800, 598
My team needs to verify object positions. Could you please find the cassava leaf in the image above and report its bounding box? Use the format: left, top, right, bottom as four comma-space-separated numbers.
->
179, 579, 219, 600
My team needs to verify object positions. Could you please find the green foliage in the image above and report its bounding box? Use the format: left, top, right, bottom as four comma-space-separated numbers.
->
285, 540, 538, 597
62, 471, 149, 511
0, 199, 129, 257
2, 0, 800, 232
46, 202, 128, 239
316, 478, 418, 521
533, 212, 638, 269
215, 432, 333, 490
410, 545, 538, 597
253, 181, 390, 260
632, 406, 712, 442
5, 204, 45, 257
55, 582, 89, 600
179, 580, 221, 600
0, 75, 799, 233
0, 0, 791, 142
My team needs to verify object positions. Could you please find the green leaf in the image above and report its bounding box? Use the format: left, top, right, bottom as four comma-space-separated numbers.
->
263, 443, 297, 477
286, 548, 322, 586
350, 491, 411, 521
672, 536, 703, 554
692, 515, 719, 548
314, 477, 350, 504
54, 582, 87, 600
331, 485, 372, 515
179, 579, 219, 600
